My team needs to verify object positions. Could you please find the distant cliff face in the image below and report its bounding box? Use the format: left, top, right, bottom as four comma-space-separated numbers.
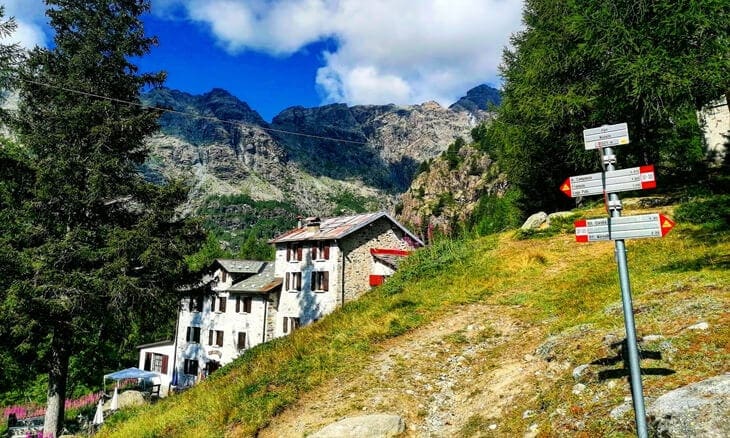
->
142, 85, 500, 217
398, 142, 507, 239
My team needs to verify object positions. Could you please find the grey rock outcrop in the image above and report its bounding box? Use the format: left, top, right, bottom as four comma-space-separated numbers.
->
309, 414, 405, 438
647, 374, 730, 437
521, 212, 548, 230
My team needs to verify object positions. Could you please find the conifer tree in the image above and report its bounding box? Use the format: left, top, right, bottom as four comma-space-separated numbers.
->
491, 0, 729, 214
7, 1, 203, 435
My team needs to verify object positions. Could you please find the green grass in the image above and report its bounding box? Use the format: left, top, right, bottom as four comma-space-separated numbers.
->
100, 201, 730, 437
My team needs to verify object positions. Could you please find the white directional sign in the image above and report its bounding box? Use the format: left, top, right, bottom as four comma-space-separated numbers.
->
584, 123, 630, 150
560, 165, 656, 197
574, 213, 675, 242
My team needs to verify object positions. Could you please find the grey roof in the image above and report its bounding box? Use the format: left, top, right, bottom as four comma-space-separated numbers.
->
227, 263, 282, 294
269, 211, 424, 246
136, 340, 174, 349
213, 259, 266, 274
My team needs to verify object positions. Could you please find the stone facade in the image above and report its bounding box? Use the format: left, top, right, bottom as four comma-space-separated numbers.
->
271, 212, 422, 337
340, 217, 414, 302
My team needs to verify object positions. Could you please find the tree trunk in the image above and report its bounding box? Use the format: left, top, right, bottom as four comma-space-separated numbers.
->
44, 328, 70, 437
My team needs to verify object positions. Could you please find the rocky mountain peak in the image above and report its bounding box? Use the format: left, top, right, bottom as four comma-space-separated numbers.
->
450, 84, 501, 114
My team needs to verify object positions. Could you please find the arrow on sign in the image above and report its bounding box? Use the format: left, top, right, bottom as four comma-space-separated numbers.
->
560, 165, 656, 198
575, 213, 675, 242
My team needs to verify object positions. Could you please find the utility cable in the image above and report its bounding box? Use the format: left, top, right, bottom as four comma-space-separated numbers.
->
17, 77, 373, 146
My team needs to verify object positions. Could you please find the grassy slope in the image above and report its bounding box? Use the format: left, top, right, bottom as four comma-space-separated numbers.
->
101, 201, 729, 437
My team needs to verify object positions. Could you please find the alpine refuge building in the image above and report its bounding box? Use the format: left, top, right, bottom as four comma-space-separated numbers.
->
268, 212, 423, 333
143, 211, 422, 392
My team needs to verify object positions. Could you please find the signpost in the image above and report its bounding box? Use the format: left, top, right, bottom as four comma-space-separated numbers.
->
560, 165, 656, 198
574, 213, 675, 242
558, 123, 678, 438
583, 122, 630, 150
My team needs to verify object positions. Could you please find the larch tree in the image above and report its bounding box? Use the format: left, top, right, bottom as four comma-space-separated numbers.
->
7, 1, 203, 435
491, 0, 729, 214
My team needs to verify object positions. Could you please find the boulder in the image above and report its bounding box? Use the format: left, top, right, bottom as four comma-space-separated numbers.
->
309, 414, 405, 438
546, 211, 574, 227
647, 374, 730, 437
521, 212, 547, 230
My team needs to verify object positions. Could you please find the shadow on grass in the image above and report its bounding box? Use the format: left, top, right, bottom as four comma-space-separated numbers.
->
591, 338, 676, 381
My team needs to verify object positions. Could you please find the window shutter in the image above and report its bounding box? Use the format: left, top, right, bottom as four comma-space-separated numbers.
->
222, 271, 227, 282
188, 298, 193, 312
195, 296, 203, 312
296, 273, 301, 290
283, 318, 288, 334
236, 296, 241, 313
217, 331, 224, 347
311, 272, 316, 290
186, 327, 191, 342
296, 245, 302, 261
211, 296, 216, 312
311, 243, 317, 260
285, 273, 290, 291
161, 355, 169, 374
323, 243, 330, 260
245, 297, 252, 313
194, 327, 200, 343
144, 352, 151, 371
286, 244, 291, 261
220, 296, 227, 312
323, 271, 329, 291
238, 332, 246, 349
208, 330, 213, 345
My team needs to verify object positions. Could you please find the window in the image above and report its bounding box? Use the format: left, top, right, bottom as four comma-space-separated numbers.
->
282, 317, 300, 334
208, 330, 224, 347
186, 326, 201, 343
311, 271, 329, 292
311, 240, 330, 260
188, 295, 203, 312
221, 270, 227, 283
236, 296, 252, 313
143, 353, 169, 374
237, 332, 246, 351
285, 272, 302, 291
286, 243, 303, 262
212, 295, 227, 313
183, 359, 198, 376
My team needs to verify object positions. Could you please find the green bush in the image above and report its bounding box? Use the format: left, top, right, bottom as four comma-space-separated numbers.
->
470, 188, 522, 236
675, 195, 730, 230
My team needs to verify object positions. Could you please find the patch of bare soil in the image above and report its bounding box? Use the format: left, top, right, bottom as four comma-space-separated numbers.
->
258, 304, 551, 437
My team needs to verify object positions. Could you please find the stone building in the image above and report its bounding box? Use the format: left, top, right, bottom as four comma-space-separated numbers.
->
269, 212, 423, 336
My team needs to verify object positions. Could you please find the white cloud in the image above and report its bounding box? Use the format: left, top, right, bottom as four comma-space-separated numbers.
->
154, 0, 524, 106
1, 0, 48, 49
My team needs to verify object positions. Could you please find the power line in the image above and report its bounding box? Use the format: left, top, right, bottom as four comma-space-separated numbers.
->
17, 77, 373, 146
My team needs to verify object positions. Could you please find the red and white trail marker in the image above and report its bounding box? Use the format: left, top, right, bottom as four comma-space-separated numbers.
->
574, 213, 675, 242
560, 165, 656, 198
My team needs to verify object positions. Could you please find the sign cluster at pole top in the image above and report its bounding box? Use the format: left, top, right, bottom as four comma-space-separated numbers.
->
559, 122, 677, 242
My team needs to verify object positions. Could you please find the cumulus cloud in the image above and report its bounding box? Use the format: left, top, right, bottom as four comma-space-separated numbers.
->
153, 0, 524, 106
1, 0, 48, 49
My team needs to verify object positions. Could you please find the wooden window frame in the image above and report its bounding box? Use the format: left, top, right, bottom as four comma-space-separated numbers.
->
311, 271, 329, 292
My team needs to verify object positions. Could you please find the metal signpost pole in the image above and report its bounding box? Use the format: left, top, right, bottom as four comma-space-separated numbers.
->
603, 146, 649, 438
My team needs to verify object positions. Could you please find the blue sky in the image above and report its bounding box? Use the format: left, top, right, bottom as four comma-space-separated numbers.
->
3, 0, 524, 122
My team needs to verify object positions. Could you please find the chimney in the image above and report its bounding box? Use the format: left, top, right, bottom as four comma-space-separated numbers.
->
305, 216, 321, 233
296, 215, 303, 228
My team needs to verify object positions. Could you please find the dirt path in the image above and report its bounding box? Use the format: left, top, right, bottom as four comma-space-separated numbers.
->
258, 304, 550, 437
